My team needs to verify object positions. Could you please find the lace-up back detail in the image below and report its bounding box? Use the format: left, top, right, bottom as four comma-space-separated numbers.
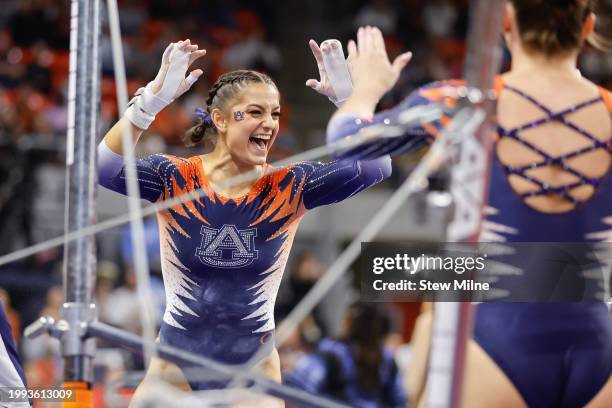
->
496, 83, 612, 213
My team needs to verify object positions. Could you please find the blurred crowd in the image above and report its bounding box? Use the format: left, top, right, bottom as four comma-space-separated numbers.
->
1, 0, 612, 406
0, 0, 285, 146
0, 0, 611, 143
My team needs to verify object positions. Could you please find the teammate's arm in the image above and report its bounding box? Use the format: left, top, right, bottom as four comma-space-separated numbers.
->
334, 26, 411, 120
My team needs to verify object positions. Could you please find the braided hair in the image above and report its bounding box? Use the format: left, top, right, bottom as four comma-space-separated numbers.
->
183, 70, 277, 147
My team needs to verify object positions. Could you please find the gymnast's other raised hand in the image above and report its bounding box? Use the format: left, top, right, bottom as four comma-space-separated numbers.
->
125, 39, 207, 130
305, 39, 354, 106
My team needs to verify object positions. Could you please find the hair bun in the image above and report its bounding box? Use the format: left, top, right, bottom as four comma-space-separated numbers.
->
512, 0, 593, 56
182, 108, 213, 147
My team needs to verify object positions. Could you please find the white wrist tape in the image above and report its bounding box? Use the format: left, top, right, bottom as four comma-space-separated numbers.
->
140, 82, 170, 116
321, 40, 353, 107
125, 102, 155, 130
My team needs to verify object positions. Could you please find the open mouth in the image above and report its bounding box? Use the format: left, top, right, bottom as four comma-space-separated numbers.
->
249, 134, 271, 153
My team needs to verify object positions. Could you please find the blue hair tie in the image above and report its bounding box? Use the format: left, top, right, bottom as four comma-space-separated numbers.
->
195, 108, 214, 127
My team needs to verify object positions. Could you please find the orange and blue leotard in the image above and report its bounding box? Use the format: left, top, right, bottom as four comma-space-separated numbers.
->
97, 132, 391, 389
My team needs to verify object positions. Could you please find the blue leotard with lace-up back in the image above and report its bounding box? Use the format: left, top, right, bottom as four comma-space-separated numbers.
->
327, 78, 612, 407
478, 81, 612, 408
495, 84, 610, 205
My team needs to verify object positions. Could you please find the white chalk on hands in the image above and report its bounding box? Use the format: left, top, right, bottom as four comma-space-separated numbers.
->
321, 39, 353, 107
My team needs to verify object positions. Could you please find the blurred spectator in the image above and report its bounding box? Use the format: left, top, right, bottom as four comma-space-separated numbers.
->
422, 0, 459, 39
26, 42, 54, 94
95, 261, 120, 324
0, 29, 25, 89
103, 269, 141, 332
7, 0, 55, 48
277, 322, 308, 374
353, 0, 398, 34
118, 0, 148, 36
39, 285, 62, 321
12, 84, 49, 134
276, 251, 323, 321
21, 285, 62, 362
103, 267, 165, 332
44, 92, 68, 133
221, 11, 282, 75
120, 215, 162, 272
285, 303, 407, 408
0, 88, 19, 138
277, 314, 325, 377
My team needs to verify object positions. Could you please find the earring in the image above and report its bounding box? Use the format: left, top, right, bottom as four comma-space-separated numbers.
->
234, 111, 245, 121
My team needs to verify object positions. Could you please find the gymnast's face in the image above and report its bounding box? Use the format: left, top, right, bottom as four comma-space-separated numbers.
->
219, 83, 280, 167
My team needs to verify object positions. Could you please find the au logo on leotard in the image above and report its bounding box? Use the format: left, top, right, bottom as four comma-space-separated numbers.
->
196, 224, 258, 268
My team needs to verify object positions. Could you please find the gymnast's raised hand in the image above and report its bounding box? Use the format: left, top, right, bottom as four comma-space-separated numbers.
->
103, 39, 206, 156
124, 39, 207, 132
305, 39, 354, 106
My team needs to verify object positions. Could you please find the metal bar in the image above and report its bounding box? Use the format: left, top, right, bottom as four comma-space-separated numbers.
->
425, 1, 504, 407
62, 0, 101, 386
64, 0, 94, 305
88, 322, 351, 408
87, 0, 101, 224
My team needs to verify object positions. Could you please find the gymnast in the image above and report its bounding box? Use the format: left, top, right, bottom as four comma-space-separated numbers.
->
96, 34, 410, 404
326, 2, 612, 406
0, 305, 28, 408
